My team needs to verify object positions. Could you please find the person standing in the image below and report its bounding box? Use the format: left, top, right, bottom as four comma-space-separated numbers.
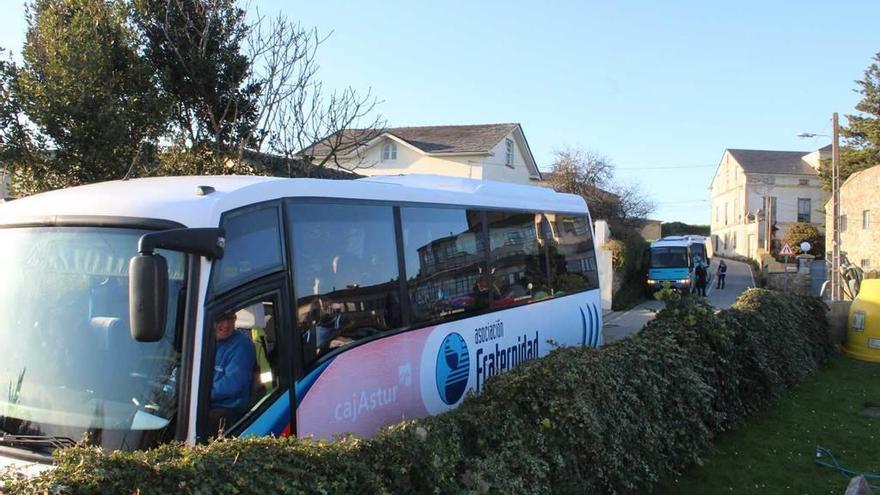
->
716, 260, 727, 290
694, 260, 708, 297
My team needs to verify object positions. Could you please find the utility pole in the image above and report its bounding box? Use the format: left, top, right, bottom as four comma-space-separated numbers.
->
831, 112, 842, 301
767, 196, 774, 252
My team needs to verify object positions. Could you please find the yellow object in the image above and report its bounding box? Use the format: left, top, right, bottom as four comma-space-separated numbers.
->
844, 279, 880, 363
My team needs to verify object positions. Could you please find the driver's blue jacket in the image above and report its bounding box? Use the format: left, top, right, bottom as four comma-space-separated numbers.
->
210, 330, 256, 409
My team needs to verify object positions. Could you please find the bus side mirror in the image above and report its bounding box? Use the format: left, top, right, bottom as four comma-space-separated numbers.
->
129, 253, 169, 342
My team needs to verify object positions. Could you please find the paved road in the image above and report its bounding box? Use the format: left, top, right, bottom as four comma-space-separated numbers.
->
603, 258, 755, 344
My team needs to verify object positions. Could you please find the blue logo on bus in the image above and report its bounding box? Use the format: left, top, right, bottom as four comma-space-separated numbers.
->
436, 332, 470, 405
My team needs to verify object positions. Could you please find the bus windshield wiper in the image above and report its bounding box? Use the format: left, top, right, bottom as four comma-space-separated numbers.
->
0, 434, 77, 451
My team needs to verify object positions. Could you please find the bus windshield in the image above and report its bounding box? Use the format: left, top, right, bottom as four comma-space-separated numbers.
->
650, 246, 689, 269
0, 227, 185, 453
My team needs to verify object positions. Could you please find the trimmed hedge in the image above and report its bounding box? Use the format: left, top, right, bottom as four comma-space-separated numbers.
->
2, 289, 833, 494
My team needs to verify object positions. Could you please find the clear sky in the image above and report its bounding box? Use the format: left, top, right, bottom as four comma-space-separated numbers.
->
2, 0, 878, 224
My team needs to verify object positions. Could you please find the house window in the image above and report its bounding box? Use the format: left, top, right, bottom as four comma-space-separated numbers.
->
864, 210, 871, 230
724, 202, 729, 225
799, 178, 810, 186
797, 198, 811, 223
841, 214, 848, 232
505, 139, 514, 167
715, 205, 720, 223
734, 198, 740, 224
862, 259, 871, 270
382, 142, 397, 161
732, 232, 737, 249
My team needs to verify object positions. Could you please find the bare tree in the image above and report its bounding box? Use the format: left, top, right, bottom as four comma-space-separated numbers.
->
548, 147, 654, 230
134, 1, 384, 177
548, 148, 614, 194
242, 12, 384, 176
610, 180, 656, 229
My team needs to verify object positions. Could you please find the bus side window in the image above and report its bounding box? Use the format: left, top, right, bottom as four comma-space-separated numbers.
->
287, 203, 401, 367
400, 207, 488, 325
542, 213, 599, 295
486, 211, 546, 306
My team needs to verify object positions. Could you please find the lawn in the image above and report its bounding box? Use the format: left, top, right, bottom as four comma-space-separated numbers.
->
663, 354, 880, 494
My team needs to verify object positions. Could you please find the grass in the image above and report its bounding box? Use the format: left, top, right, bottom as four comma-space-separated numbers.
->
662, 354, 880, 494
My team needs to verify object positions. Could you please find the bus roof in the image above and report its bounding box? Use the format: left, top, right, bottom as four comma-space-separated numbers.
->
0, 174, 588, 228
651, 235, 707, 248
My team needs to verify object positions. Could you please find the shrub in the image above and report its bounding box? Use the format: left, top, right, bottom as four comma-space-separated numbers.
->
3, 290, 832, 494
784, 222, 824, 257
611, 227, 649, 310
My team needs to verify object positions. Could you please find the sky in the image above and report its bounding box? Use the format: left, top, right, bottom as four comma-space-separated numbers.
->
1, 0, 879, 224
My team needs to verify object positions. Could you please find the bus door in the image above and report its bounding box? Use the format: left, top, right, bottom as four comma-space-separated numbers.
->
199, 281, 293, 441
196, 202, 296, 441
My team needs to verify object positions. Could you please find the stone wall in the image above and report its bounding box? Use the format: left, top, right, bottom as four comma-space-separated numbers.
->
765, 254, 814, 296
829, 165, 880, 272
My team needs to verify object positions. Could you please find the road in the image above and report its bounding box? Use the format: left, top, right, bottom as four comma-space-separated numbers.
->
603, 258, 755, 344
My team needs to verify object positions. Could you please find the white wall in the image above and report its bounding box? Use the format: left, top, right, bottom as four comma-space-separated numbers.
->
480, 132, 535, 185
594, 219, 613, 311
744, 175, 828, 242
710, 152, 748, 257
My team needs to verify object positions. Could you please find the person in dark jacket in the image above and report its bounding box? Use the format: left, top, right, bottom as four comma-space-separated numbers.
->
716, 260, 728, 289
208, 311, 256, 435
694, 260, 708, 297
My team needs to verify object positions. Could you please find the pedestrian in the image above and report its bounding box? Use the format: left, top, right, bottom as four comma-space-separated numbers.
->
716, 260, 727, 289
694, 260, 708, 297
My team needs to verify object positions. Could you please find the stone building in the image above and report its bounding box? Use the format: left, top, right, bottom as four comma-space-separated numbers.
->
828, 164, 880, 273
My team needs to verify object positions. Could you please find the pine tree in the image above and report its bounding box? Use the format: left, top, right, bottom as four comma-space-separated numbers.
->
825, 51, 880, 187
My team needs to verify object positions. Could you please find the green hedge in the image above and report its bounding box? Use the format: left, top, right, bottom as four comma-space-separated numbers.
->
3, 290, 833, 494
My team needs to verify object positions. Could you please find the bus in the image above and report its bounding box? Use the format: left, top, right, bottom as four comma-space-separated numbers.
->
0, 174, 601, 468
644, 235, 709, 293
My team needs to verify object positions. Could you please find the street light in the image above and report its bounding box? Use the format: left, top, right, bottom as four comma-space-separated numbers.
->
798, 113, 841, 301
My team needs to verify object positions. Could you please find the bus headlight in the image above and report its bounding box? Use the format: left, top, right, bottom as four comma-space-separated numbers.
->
678, 279, 691, 284
647, 279, 658, 285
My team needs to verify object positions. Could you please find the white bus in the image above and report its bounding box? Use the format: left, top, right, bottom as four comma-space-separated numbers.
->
0, 174, 601, 467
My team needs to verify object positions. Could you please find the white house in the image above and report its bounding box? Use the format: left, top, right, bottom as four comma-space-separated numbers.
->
710, 146, 830, 260
300, 123, 543, 185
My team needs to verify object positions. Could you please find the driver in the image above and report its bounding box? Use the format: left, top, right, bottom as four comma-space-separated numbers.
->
208, 311, 256, 435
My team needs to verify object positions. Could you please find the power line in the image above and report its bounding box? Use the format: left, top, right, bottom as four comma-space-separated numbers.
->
615, 164, 716, 170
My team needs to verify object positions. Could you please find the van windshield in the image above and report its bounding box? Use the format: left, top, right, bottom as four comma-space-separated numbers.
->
0, 227, 185, 453
650, 246, 689, 269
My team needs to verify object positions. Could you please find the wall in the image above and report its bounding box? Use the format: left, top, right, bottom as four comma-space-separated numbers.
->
594, 219, 614, 310
480, 132, 536, 184
710, 152, 748, 257
746, 174, 828, 246
829, 165, 880, 272
0, 170, 8, 199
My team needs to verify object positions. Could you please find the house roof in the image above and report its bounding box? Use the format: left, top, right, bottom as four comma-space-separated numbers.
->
302, 123, 520, 157
726, 149, 817, 176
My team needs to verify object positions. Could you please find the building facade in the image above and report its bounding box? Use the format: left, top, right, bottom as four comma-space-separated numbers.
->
828, 164, 880, 274
301, 123, 542, 185
710, 147, 830, 260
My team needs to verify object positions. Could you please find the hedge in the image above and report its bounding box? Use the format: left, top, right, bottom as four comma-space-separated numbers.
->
2, 289, 833, 494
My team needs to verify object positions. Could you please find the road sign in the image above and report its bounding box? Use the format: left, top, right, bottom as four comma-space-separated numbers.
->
779, 243, 795, 256
800, 241, 811, 253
